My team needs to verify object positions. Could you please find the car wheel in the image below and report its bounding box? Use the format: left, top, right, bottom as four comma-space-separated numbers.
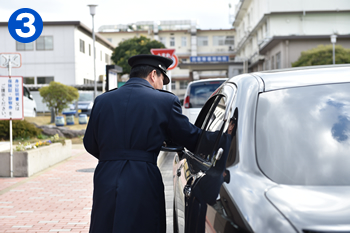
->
173, 199, 179, 233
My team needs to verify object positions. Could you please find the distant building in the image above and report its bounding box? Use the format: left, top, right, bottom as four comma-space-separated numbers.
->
233, 0, 350, 72
99, 20, 240, 97
0, 21, 115, 112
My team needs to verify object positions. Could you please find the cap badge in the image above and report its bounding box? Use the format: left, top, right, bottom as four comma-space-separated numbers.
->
158, 64, 166, 72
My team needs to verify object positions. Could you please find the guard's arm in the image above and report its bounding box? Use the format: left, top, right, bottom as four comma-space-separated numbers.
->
167, 97, 202, 152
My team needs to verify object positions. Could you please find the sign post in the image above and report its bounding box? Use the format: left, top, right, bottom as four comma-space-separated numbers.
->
150, 49, 178, 92
0, 53, 23, 178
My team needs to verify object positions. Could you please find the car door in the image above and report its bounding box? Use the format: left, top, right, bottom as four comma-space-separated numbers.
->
172, 83, 236, 233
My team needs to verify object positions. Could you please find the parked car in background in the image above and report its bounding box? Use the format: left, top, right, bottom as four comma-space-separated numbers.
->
69, 91, 94, 116
182, 78, 227, 123
23, 85, 37, 117
164, 65, 350, 233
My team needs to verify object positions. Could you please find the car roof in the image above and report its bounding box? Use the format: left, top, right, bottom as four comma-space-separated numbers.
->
234, 64, 350, 92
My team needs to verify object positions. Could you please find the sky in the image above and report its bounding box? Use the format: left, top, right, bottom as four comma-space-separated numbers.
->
0, 0, 240, 31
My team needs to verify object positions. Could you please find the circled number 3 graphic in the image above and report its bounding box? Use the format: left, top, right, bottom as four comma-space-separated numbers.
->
16, 13, 36, 38
8, 8, 43, 43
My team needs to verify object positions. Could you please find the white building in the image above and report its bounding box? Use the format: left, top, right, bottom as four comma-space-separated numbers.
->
99, 20, 240, 97
0, 21, 115, 112
233, 0, 350, 72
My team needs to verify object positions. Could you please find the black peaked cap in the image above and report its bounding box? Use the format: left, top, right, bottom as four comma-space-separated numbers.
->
128, 54, 173, 85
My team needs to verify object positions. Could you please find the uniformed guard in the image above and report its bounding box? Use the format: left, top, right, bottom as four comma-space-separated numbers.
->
84, 54, 202, 233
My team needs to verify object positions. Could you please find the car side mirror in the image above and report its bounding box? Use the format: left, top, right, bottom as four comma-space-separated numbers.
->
29, 94, 33, 100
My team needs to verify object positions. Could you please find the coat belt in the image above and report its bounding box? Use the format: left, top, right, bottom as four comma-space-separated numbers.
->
99, 149, 158, 164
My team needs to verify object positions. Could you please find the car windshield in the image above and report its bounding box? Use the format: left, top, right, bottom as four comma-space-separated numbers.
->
256, 83, 350, 186
189, 81, 224, 108
78, 92, 93, 101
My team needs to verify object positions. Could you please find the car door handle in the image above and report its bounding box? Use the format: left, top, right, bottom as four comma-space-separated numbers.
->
176, 164, 183, 177
177, 168, 181, 177
213, 148, 223, 167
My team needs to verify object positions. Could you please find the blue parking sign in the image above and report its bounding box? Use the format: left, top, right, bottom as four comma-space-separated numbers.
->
8, 8, 43, 43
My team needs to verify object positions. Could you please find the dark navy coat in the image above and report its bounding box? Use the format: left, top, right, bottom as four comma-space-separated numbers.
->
84, 77, 201, 233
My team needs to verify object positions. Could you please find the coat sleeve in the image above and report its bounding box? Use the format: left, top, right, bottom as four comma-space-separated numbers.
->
167, 97, 202, 152
83, 98, 100, 159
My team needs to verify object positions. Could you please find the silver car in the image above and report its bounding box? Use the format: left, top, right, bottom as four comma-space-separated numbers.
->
164, 64, 350, 233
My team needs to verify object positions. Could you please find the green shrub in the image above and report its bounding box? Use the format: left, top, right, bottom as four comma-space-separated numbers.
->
0, 120, 42, 140
292, 45, 350, 67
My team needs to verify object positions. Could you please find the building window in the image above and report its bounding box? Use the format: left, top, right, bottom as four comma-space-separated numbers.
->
271, 56, 275, 70
180, 81, 188, 89
171, 81, 176, 90
89, 44, 91, 56
248, 13, 250, 27
16, 42, 34, 51
105, 54, 109, 63
213, 36, 225, 46
170, 37, 175, 47
213, 36, 235, 46
23, 77, 35, 84
107, 38, 112, 43
276, 52, 281, 69
197, 36, 208, 46
84, 78, 94, 84
181, 37, 187, 47
264, 60, 270, 71
80, 39, 85, 53
225, 36, 234, 45
37, 76, 54, 84
160, 37, 166, 46
100, 51, 102, 61
36, 36, 53, 50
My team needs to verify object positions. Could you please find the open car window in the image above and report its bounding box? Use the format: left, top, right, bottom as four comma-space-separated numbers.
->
194, 84, 236, 164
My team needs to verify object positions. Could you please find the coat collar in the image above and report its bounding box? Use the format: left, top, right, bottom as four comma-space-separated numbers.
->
125, 77, 154, 89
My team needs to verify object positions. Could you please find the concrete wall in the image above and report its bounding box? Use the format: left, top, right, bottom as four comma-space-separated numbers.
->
270, 13, 350, 36
0, 140, 72, 177
74, 29, 113, 85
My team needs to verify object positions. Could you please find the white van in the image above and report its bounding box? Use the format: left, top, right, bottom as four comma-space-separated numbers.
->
182, 78, 227, 124
23, 86, 37, 117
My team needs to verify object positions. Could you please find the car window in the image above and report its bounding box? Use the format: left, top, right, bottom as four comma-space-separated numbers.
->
189, 81, 225, 108
225, 108, 239, 167
23, 87, 29, 98
78, 92, 93, 101
256, 83, 350, 185
195, 84, 236, 162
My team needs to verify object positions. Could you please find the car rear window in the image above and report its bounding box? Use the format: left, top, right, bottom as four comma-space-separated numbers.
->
79, 92, 93, 101
256, 83, 350, 186
189, 81, 224, 108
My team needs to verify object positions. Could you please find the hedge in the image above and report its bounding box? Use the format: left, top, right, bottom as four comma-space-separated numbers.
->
0, 120, 42, 140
